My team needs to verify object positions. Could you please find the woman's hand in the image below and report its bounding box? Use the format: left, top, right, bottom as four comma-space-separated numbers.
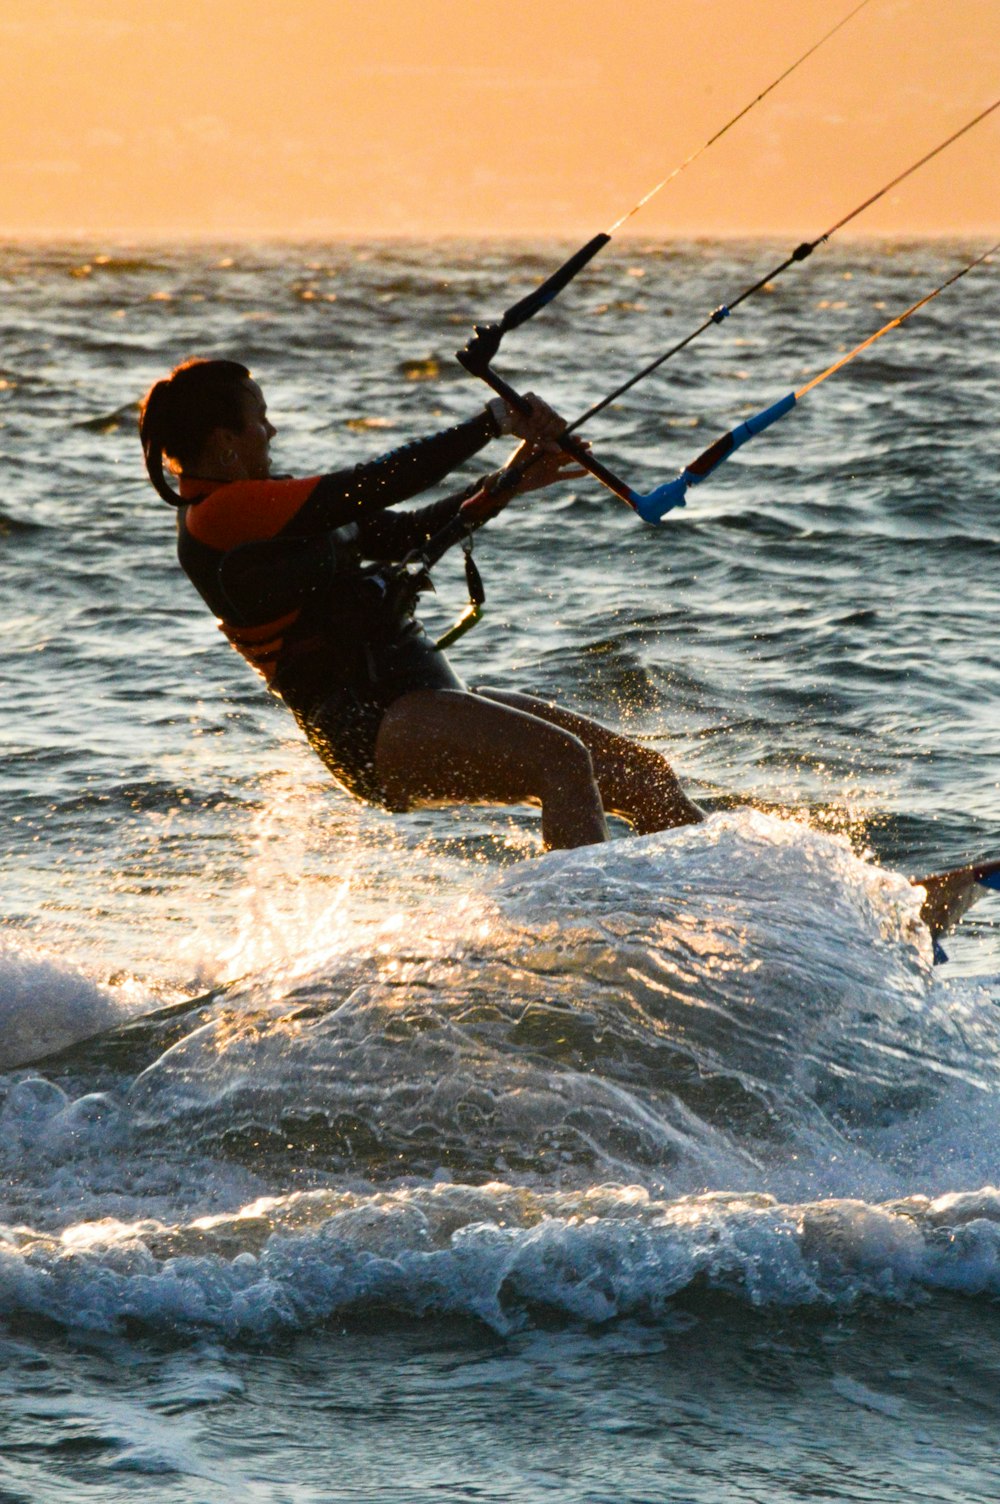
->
502, 437, 588, 495
504, 393, 568, 447
459, 439, 588, 526
497, 393, 589, 494
459, 403, 588, 526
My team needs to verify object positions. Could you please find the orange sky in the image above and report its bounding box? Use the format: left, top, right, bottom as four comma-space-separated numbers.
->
0, 0, 997, 238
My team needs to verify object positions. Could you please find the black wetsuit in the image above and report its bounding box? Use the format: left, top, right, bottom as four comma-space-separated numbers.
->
177, 412, 497, 803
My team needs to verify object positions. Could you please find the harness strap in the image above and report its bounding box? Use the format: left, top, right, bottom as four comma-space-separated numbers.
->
435, 537, 486, 650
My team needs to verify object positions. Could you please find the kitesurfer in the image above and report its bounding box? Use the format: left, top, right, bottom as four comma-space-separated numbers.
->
139, 358, 704, 848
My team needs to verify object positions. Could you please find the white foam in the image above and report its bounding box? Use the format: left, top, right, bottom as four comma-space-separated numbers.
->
3, 1180, 1000, 1340
0, 939, 149, 1070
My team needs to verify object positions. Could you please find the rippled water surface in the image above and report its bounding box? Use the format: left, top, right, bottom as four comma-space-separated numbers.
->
1, 239, 999, 1502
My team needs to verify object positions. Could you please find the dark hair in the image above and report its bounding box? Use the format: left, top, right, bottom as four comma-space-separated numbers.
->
139, 358, 252, 506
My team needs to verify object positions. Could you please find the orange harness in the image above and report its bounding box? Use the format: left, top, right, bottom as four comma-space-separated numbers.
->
218, 612, 335, 688
217, 610, 301, 684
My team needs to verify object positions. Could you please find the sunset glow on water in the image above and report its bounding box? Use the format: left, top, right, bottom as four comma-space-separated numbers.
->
2, 3, 999, 1498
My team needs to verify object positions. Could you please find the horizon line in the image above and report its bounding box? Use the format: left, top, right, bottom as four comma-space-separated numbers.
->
1, 226, 998, 246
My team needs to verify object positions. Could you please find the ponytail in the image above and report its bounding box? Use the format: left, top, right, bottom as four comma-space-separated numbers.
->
139, 378, 182, 505
138, 358, 251, 507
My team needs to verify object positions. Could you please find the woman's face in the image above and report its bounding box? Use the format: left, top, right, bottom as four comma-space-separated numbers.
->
228, 379, 277, 480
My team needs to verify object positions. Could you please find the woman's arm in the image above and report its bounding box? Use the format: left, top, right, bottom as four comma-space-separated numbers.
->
286, 410, 498, 533
354, 483, 484, 560
283, 393, 563, 535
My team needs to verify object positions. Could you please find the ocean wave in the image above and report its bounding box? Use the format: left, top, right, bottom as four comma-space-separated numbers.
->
1, 815, 999, 1341
10, 815, 998, 1177
3, 1180, 1000, 1341
91, 815, 952, 1185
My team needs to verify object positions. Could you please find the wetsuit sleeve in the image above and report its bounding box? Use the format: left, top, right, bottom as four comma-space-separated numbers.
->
285, 411, 496, 533
356, 485, 482, 560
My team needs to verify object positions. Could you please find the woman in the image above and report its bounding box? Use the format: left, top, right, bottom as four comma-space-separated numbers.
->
139, 357, 703, 848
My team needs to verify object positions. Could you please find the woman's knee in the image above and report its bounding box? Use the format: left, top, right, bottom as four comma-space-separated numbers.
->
537, 725, 596, 791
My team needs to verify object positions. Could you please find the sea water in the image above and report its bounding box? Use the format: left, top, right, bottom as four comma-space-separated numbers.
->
1, 239, 998, 1502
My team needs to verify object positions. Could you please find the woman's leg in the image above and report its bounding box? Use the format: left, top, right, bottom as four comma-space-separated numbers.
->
374, 688, 609, 850
475, 688, 704, 833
